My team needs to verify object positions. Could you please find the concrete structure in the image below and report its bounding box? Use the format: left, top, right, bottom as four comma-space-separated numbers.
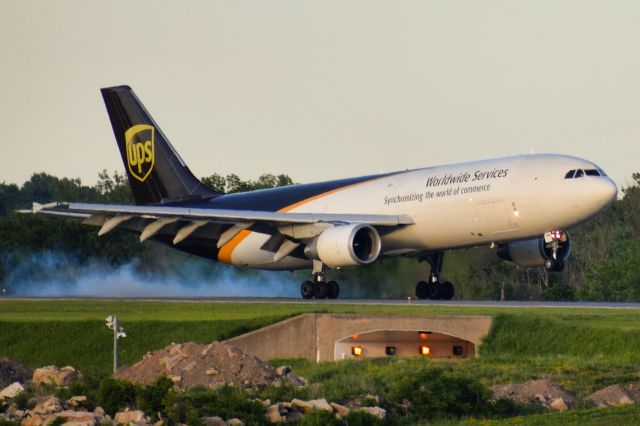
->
224, 313, 492, 362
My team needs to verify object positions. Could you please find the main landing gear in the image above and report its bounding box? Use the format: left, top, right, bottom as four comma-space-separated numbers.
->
415, 252, 454, 300
301, 261, 340, 300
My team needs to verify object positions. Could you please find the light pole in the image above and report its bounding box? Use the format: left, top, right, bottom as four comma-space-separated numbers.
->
106, 315, 127, 374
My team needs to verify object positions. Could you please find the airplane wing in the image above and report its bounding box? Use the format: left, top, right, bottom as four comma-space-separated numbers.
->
22, 202, 414, 247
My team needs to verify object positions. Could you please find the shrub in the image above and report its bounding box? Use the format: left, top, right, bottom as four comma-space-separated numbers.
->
12, 387, 33, 411
343, 410, 385, 426
163, 385, 267, 425
298, 410, 340, 426
138, 376, 173, 416
259, 383, 309, 404
96, 378, 139, 415
381, 363, 504, 421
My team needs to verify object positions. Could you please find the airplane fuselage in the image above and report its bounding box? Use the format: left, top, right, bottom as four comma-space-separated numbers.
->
194, 153, 616, 270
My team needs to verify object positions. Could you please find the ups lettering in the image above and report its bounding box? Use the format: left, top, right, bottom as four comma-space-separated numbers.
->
128, 141, 153, 174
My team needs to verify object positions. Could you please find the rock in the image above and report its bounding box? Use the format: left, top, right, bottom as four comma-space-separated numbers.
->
227, 418, 244, 426
66, 395, 88, 408
201, 416, 226, 426
93, 407, 105, 416
266, 404, 285, 423
160, 355, 184, 372
549, 398, 568, 412
168, 375, 182, 383
0, 358, 33, 389
169, 344, 187, 358
588, 384, 635, 408
205, 368, 218, 376
275, 366, 291, 377
33, 396, 63, 415
285, 411, 303, 422
355, 406, 387, 419
55, 410, 98, 424
364, 394, 381, 405
0, 382, 25, 400
626, 383, 640, 401
291, 398, 313, 412
290, 398, 332, 412
21, 414, 46, 426
181, 361, 196, 372
311, 399, 332, 412
114, 409, 147, 424
201, 344, 214, 357
32, 366, 77, 387
492, 380, 578, 409
330, 402, 350, 417
285, 372, 308, 387
533, 393, 546, 404
3, 404, 26, 420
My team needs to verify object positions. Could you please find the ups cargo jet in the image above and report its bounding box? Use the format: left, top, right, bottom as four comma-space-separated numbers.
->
26, 86, 618, 299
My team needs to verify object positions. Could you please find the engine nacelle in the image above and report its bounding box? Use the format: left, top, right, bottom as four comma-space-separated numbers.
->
305, 224, 382, 267
497, 232, 571, 269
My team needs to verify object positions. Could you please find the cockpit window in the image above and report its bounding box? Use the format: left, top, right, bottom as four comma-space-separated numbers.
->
564, 170, 576, 179
575, 169, 584, 178
597, 168, 607, 177
585, 169, 600, 176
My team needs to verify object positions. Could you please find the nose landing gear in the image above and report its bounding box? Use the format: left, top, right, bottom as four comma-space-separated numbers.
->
543, 230, 568, 272
415, 252, 454, 300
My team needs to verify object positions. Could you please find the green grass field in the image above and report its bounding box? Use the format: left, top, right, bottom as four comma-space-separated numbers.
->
2, 300, 640, 423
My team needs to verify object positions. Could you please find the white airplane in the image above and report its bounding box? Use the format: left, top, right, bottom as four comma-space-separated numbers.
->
27, 86, 618, 299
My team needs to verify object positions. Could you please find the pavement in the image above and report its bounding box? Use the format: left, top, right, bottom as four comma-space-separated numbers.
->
2, 297, 640, 309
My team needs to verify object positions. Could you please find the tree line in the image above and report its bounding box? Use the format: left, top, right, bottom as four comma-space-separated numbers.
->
0, 170, 638, 300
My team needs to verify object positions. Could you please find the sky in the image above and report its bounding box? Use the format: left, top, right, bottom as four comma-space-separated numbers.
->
1, 0, 639, 189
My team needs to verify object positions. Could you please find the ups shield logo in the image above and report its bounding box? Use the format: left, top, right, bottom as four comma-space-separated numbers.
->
125, 125, 155, 182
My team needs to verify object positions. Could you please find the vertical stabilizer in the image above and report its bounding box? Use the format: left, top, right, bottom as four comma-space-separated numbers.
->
101, 85, 218, 205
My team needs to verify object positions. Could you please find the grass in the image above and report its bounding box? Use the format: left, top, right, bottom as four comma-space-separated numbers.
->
458, 404, 640, 425
2, 300, 640, 422
2, 300, 640, 377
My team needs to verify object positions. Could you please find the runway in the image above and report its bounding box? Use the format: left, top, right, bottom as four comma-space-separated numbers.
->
3, 297, 640, 309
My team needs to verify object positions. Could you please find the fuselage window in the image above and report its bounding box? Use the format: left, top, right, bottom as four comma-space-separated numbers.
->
585, 169, 600, 176
575, 169, 584, 178
565, 170, 576, 179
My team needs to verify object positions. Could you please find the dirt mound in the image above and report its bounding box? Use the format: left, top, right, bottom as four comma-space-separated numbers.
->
492, 379, 578, 410
116, 342, 278, 389
588, 384, 635, 407
626, 383, 640, 401
0, 358, 32, 388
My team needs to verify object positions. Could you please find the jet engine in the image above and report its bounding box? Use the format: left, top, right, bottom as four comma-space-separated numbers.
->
304, 224, 382, 268
497, 231, 571, 271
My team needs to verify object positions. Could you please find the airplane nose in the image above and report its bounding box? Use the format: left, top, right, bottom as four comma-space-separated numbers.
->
597, 177, 618, 207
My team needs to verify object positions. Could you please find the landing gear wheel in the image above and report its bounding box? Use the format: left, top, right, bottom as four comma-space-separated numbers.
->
300, 281, 314, 299
426, 283, 438, 299
544, 258, 565, 272
415, 281, 429, 299
326, 281, 340, 299
441, 281, 454, 300
313, 282, 327, 299
431, 282, 444, 300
